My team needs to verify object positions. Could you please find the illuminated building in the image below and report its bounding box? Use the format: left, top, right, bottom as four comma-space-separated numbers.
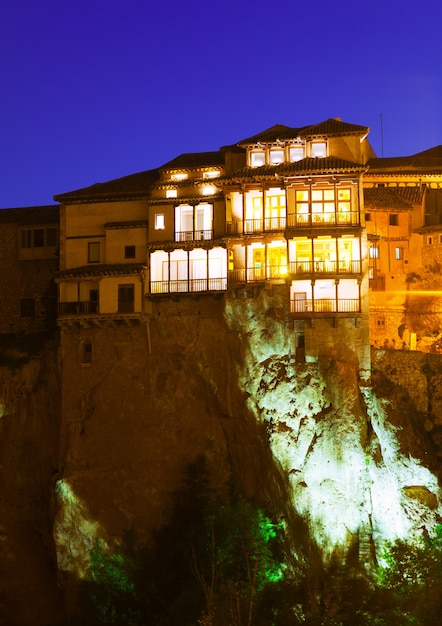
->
54, 118, 375, 375
364, 146, 442, 345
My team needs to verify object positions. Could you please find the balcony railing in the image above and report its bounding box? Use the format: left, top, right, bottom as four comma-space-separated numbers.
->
228, 266, 288, 284
290, 298, 360, 314
59, 301, 98, 315
289, 260, 361, 274
226, 217, 286, 235
175, 229, 213, 242
287, 212, 360, 228
150, 277, 227, 294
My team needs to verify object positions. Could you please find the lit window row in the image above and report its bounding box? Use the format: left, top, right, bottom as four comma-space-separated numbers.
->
169, 170, 220, 182
166, 184, 217, 199
249, 141, 327, 167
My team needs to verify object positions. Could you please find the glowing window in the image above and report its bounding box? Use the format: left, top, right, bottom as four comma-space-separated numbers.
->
203, 171, 220, 179
269, 149, 284, 165
311, 142, 327, 157
202, 185, 216, 196
166, 189, 177, 198
369, 246, 379, 259
171, 173, 188, 181
289, 146, 304, 162
251, 152, 265, 167
395, 247, 403, 260
155, 214, 165, 230
88, 242, 100, 263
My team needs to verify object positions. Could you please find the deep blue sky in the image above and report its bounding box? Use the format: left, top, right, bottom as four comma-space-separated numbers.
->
1, 0, 441, 208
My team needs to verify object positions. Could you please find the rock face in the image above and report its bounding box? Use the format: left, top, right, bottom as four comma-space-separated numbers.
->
1, 292, 442, 623
0, 340, 64, 626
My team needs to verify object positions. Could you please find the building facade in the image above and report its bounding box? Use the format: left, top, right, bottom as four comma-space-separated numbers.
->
0, 205, 59, 334
2, 118, 442, 366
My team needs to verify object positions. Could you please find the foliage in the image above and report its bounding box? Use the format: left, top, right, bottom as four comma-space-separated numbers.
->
74, 459, 292, 626
369, 525, 442, 625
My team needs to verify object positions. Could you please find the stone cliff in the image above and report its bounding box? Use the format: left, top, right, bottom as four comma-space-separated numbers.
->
1, 292, 442, 624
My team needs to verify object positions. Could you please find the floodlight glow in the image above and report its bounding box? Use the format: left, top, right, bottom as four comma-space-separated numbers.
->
223, 293, 442, 564
54, 479, 107, 578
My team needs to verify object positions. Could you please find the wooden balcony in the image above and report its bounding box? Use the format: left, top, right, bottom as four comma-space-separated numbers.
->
150, 277, 227, 295
290, 298, 360, 314
228, 265, 288, 284
289, 260, 361, 275
59, 301, 98, 315
226, 216, 286, 235
175, 229, 213, 242
286, 212, 360, 228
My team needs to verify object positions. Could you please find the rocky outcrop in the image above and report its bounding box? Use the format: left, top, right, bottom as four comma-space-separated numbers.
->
0, 338, 64, 626
1, 297, 442, 623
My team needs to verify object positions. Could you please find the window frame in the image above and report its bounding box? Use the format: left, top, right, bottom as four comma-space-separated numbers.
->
88, 242, 100, 263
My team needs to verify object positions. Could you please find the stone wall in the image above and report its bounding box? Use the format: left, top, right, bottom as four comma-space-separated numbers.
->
371, 347, 442, 460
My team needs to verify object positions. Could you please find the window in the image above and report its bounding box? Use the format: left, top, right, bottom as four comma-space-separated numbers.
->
166, 189, 177, 198
171, 173, 188, 181
365, 213, 371, 221
389, 214, 398, 226
175, 203, 213, 241
155, 214, 165, 230
251, 151, 265, 167
269, 149, 284, 165
369, 246, 379, 259
395, 247, 403, 260
33, 229, 45, 247
203, 171, 220, 179
311, 142, 327, 157
289, 146, 304, 162
439, 235, 442, 244
21, 230, 32, 248
81, 341, 92, 364
88, 242, 100, 263
428, 236, 433, 244
20, 298, 35, 317
202, 185, 216, 196
118, 284, 135, 313
125, 245, 136, 259
20, 227, 58, 249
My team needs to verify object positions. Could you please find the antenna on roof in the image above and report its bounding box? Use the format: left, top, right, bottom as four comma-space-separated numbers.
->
380, 113, 384, 157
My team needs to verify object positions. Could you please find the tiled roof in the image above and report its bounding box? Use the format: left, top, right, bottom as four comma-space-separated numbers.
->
56, 263, 146, 279
298, 118, 369, 138
237, 124, 300, 145
413, 145, 442, 158
367, 155, 442, 174
364, 188, 413, 210
159, 151, 225, 170
237, 119, 369, 145
147, 194, 224, 205
223, 157, 366, 181
415, 223, 442, 234
0, 205, 59, 224
54, 169, 160, 203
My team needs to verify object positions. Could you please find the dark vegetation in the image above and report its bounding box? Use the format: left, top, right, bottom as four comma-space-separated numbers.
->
65, 459, 442, 625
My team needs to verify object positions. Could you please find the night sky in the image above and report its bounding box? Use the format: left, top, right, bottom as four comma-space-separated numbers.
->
1, 0, 441, 208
